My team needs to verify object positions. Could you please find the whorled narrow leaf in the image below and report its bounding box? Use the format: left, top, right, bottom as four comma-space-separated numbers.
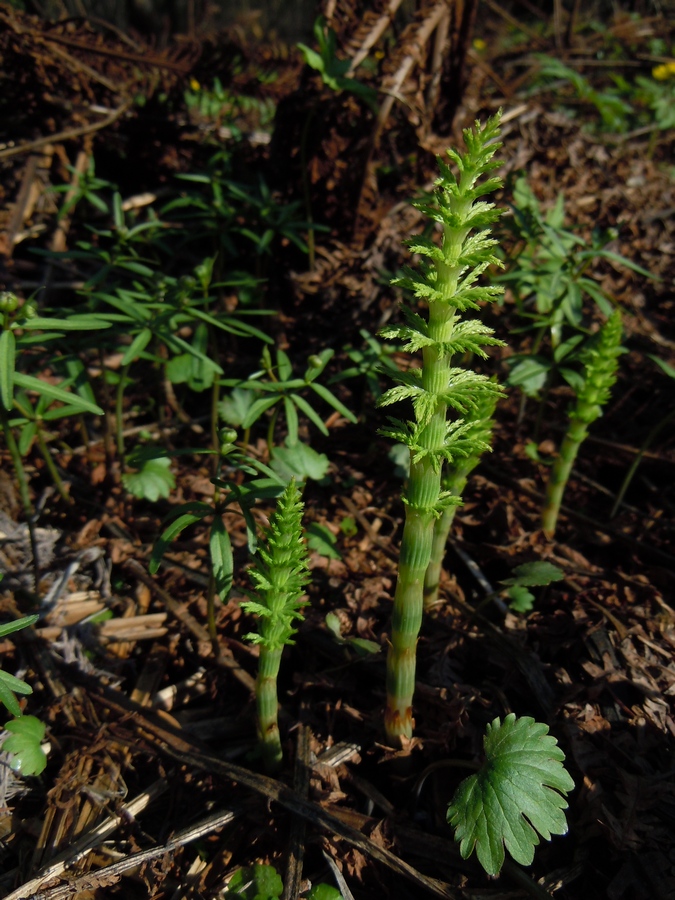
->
149, 502, 213, 574
210, 514, 233, 601
13, 373, 103, 415
0, 329, 16, 410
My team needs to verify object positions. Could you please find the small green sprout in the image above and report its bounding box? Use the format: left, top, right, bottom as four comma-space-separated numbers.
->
541, 310, 623, 537
241, 479, 311, 772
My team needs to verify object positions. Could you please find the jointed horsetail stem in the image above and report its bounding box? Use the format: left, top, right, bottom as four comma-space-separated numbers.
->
378, 113, 506, 745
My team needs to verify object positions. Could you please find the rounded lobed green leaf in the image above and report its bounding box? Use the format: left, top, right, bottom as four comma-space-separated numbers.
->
447, 714, 574, 876
501, 561, 565, 588
3, 715, 47, 776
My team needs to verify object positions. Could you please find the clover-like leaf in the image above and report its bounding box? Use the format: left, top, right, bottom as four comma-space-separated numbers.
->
447, 714, 574, 876
225, 863, 283, 900
501, 561, 565, 588
3, 715, 47, 776
122, 454, 175, 502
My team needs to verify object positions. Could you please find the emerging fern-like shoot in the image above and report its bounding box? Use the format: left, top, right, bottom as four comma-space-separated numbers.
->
241, 479, 310, 772
541, 310, 623, 538
423, 388, 498, 610
379, 113, 505, 745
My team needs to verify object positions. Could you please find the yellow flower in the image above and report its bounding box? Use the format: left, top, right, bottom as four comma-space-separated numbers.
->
189, 77, 201, 91
473, 38, 487, 51
652, 62, 675, 80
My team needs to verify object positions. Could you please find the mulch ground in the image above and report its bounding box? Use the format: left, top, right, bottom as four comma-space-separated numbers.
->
1, 2, 674, 898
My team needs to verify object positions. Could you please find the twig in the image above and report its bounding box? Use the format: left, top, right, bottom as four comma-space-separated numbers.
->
47, 42, 122, 92
86, 686, 462, 900
282, 725, 311, 900
39, 32, 193, 71
347, 0, 405, 75
40, 148, 90, 302
123, 558, 256, 693
426, 5, 450, 113
27, 806, 242, 900
0, 102, 132, 162
354, 0, 450, 232
4, 779, 169, 900
482, 0, 548, 49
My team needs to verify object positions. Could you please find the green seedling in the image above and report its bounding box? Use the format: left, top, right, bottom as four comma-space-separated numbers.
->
150, 436, 286, 641
498, 175, 650, 362
447, 714, 574, 877
297, 16, 378, 111
51, 156, 114, 219
500, 560, 565, 613
330, 328, 402, 407
611, 353, 675, 518
378, 113, 505, 745
325, 611, 381, 657
184, 77, 276, 133
541, 310, 623, 537
531, 54, 675, 135
220, 347, 356, 453
122, 448, 176, 502
423, 388, 498, 610
165, 154, 314, 267
90, 263, 269, 457
0, 292, 106, 515
297, 16, 377, 268
0, 601, 47, 777
224, 863, 342, 900
241, 479, 310, 772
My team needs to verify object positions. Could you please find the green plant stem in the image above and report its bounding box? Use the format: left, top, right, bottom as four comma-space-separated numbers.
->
379, 114, 504, 745
256, 644, 284, 772
386, 302, 456, 742
267, 407, 278, 454
541, 417, 586, 537
386, 499, 436, 741
206, 567, 218, 645
300, 110, 315, 271
35, 427, 72, 505
210, 373, 221, 459
115, 361, 132, 458
0, 407, 39, 589
610, 408, 675, 518
423, 486, 465, 611
542, 310, 622, 538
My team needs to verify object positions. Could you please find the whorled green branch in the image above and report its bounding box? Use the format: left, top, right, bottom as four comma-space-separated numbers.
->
378, 112, 506, 746
241, 478, 310, 771
542, 309, 623, 537
423, 388, 498, 610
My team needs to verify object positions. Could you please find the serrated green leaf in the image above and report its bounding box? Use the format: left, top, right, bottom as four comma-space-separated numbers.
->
447, 714, 574, 876
210, 515, 233, 600
3, 715, 47, 775
122, 455, 175, 502
219, 387, 256, 426
501, 561, 565, 588
507, 585, 535, 613
270, 442, 329, 482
